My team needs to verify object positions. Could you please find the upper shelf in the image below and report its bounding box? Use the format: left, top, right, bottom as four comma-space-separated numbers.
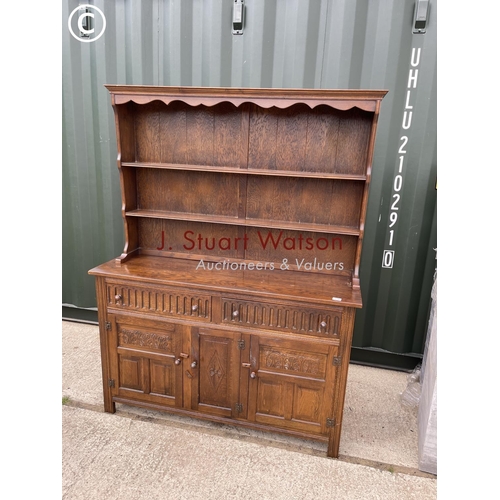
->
105, 85, 388, 112
120, 162, 367, 181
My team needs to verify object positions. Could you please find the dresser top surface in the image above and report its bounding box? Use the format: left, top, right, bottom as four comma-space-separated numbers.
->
90, 255, 362, 308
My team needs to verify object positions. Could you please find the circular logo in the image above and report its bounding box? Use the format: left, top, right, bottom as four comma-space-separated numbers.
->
68, 4, 106, 43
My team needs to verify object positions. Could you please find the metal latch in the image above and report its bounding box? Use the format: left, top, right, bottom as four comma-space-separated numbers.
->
232, 0, 244, 35
413, 0, 430, 34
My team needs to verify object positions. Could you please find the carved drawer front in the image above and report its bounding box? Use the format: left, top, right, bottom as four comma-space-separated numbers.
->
106, 282, 211, 321
222, 298, 341, 337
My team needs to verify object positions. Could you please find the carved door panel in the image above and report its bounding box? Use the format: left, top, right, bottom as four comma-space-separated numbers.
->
190, 328, 242, 418
247, 335, 339, 436
108, 314, 185, 408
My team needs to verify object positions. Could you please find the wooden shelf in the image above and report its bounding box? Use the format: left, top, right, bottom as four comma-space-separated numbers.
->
121, 162, 367, 181
125, 209, 361, 236
244, 218, 360, 236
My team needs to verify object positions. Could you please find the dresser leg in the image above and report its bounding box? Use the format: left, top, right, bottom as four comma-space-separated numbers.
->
103, 398, 116, 413
327, 430, 340, 458
102, 376, 116, 413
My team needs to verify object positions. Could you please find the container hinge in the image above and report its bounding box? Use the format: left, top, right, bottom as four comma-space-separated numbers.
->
326, 417, 336, 428
105, 321, 111, 330
237, 340, 245, 350
235, 403, 243, 413
108, 379, 115, 388
332, 356, 341, 366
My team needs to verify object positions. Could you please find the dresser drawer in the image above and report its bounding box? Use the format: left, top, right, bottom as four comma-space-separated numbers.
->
222, 298, 341, 337
106, 281, 212, 321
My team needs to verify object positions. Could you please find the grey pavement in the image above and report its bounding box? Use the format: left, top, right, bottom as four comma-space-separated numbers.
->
62, 320, 437, 500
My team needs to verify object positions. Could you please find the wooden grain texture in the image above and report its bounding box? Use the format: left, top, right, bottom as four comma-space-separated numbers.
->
243, 227, 356, 275
136, 169, 240, 217
114, 102, 136, 163
329, 307, 356, 458
90, 86, 386, 458
352, 102, 382, 288
95, 276, 115, 413
137, 219, 242, 259
246, 176, 364, 229
159, 100, 187, 164
334, 108, 373, 176
304, 106, 340, 173
134, 102, 162, 163
275, 105, 309, 171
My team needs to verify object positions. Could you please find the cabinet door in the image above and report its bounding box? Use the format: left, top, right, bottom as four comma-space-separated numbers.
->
190, 328, 242, 418
108, 314, 185, 408
247, 335, 338, 436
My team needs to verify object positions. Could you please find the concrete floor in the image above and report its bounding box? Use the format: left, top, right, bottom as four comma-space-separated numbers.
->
62, 320, 437, 500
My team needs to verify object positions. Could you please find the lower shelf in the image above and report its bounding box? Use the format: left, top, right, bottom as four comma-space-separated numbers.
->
125, 209, 361, 236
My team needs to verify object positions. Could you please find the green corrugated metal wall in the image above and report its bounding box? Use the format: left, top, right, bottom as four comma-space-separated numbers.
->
62, 0, 437, 370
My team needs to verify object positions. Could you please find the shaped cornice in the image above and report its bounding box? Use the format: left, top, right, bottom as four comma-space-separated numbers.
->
105, 85, 387, 112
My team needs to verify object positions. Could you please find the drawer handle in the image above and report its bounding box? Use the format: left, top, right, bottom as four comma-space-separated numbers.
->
114, 294, 122, 303
320, 321, 327, 328
232, 310, 239, 318
191, 304, 198, 312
